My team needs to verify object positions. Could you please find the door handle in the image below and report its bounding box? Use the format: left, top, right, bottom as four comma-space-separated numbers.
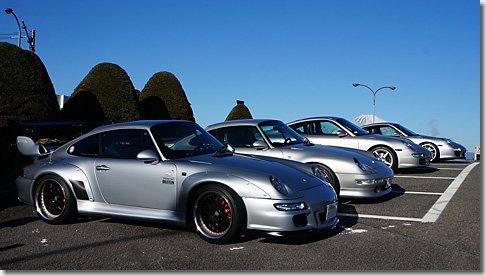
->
96, 165, 110, 171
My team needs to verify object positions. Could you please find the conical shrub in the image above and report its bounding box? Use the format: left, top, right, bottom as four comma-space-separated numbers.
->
225, 100, 253, 121
0, 42, 59, 126
62, 62, 141, 123
139, 71, 195, 122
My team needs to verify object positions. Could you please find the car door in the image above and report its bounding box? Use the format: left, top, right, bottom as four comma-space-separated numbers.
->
208, 126, 284, 158
94, 129, 177, 210
300, 120, 360, 148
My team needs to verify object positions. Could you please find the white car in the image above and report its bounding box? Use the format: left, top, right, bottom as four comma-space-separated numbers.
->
361, 122, 467, 162
288, 116, 432, 171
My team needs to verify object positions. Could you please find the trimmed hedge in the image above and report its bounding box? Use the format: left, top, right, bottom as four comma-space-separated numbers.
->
225, 100, 253, 121
62, 62, 141, 123
0, 42, 60, 126
139, 71, 195, 122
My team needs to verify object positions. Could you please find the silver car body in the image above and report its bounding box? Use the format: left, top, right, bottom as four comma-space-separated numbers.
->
287, 117, 432, 170
16, 120, 338, 243
361, 122, 467, 161
206, 119, 394, 199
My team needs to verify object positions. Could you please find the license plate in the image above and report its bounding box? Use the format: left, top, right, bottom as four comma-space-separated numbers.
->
326, 202, 338, 220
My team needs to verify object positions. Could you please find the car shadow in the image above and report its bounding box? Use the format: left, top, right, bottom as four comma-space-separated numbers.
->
397, 167, 439, 174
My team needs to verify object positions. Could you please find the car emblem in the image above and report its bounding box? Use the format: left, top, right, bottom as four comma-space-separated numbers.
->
303, 179, 309, 183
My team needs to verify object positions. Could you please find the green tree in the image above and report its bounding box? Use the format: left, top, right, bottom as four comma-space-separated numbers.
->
0, 42, 59, 126
62, 62, 141, 123
139, 71, 195, 122
225, 100, 253, 121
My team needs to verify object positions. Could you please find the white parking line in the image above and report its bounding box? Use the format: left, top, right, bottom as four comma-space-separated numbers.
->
421, 162, 479, 223
391, 191, 443, 196
394, 176, 455, 180
338, 213, 423, 222
337, 162, 479, 223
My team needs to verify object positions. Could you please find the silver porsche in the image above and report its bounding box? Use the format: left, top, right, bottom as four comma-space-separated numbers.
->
16, 120, 338, 244
287, 117, 432, 171
206, 119, 394, 199
361, 122, 467, 162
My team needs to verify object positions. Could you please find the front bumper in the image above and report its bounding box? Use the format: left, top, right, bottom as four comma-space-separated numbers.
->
242, 185, 338, 233
439, 144, 467, 160
397, 148, 431, 168
337, 164, 394, 199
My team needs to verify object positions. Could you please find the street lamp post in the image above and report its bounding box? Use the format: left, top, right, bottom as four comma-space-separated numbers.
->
4, 8, 21, 47
352, 83, 396, 124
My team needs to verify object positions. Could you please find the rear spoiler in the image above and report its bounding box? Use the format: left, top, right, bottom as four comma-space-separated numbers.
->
16, 136, 49, 158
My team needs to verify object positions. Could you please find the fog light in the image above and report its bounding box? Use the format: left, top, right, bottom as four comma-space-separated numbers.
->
274, 202, 308, 211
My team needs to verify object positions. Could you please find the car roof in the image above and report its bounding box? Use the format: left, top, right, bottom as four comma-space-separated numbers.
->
91, 120, 194, 133
287, 116, 344, 125
362, 122, 396, 128
206, 119, 282, 129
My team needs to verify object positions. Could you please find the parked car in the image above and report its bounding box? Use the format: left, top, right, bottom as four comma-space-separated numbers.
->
206, 119, 394, 199
361, 122, 467, 162
287, 117, 431, 171
16, 120, 338, 244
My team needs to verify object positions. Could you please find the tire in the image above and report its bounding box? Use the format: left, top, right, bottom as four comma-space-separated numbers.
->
372, 146, 398, 171
34, 175, 78, 224
312, 163, 340, 198
192, 184, 246, 244
421, 142, 440, 162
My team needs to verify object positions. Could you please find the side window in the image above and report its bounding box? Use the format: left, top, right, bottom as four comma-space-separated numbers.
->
379, 127, 396, 137
68, 134, 100, 157
210, 126, 260, 147
101, 129, 156, 159
319, 121, 342, 135
290, 123, 305, 134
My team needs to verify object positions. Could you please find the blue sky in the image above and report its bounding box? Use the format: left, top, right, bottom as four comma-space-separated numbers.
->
0, 0, 480, 153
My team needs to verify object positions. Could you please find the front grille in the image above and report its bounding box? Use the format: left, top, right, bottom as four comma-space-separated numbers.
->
318, 211, 327, 224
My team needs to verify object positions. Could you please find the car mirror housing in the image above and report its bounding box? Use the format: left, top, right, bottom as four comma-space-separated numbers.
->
137, 149, 159, 163
336, 130, 347, 137
393, 132, 402, 137
253, 140, 268, 150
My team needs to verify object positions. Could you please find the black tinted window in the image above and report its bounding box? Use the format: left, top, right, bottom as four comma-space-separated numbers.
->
209, 126, 263, 147
101, 129, 156, 159
68, 134, 100, 157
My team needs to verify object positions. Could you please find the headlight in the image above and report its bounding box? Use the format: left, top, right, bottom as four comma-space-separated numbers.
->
312, 166, 326, 181
354, 158, 366, 171
274, 202, 308, 211
401, 140, 416, 151
270, 176, 288, 195
442, 138, 453, 146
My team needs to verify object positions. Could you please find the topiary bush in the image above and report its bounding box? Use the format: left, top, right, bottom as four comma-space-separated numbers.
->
139, 71, 195, 122
63, 62, 141, 123
0, 42, 60, 126
225, 100, 253, 121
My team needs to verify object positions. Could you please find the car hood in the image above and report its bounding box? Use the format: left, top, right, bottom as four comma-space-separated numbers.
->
177, 153, 328, 194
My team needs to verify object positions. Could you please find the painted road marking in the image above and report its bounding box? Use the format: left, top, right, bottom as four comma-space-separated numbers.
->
394, 176, 455, 180
391, 191, 443, 196
337, 162, 479, 223
421, 162, 479, 223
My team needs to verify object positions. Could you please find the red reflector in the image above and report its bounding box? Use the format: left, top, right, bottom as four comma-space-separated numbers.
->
19, 170, 25, 178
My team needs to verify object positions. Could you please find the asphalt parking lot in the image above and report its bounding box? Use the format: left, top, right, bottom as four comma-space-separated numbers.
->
0, 160, 480, 271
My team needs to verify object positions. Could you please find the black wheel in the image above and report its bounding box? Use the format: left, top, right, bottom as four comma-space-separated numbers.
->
192, 184, 246, 244
312, 163, 340, 198
421, 142, 440, 162
372, 146, 398, 171
34, 175, 77, 224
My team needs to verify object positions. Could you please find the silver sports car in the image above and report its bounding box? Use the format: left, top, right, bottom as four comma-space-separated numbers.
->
287, 117, 432, 171
206, 119, 394, 199
361, 122, 467, 162
16, 120, 338, 244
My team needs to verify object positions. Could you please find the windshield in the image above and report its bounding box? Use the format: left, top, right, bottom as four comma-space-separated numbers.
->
150, 122, 223, 159
259, 121, 306, 147
336, 118, 369, 136
394, 124, 418, 136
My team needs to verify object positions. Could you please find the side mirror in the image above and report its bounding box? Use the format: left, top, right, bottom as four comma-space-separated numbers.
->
137, 149, 159, 163
252, 140, 268, 150
393, 132, 402, 137
336, 130, 347, 137
17, 136, 47, 157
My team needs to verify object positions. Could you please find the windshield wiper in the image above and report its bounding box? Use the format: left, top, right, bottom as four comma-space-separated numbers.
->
214, 144, 234, 156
